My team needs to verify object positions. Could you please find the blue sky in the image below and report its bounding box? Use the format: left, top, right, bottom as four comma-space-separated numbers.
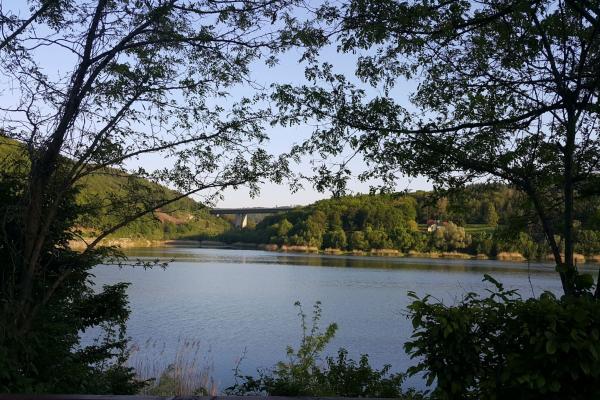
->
1, 1, 433, 207
213, 43, 433, 207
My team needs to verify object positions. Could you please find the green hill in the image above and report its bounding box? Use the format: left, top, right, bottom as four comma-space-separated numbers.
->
220, 187, 600, 260
0, 136, 231, 240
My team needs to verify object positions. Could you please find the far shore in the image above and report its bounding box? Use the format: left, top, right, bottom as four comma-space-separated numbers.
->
70, 237, 600, 264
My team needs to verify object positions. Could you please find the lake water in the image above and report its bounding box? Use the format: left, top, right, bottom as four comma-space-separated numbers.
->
88, 247, 581, 392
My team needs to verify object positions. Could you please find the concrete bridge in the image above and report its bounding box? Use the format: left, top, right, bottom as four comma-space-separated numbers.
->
210, 206, 295, 228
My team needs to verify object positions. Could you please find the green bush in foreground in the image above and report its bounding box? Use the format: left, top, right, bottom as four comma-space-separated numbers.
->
405, 275, 600, 399
0, 174, 146, 394
227, 301, 423, 399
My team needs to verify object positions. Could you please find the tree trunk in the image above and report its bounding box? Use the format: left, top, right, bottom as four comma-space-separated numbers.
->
17, 0, 107, 327
524, 183, 571, 295
563, 107, 578, 295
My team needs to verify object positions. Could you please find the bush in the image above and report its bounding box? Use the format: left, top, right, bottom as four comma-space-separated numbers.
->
405, 275, 600, 399
320, 349, 417, 398
576, 229, 600, 256
469, 232, 494, 256
429, 222, 471, 252
0, 173, 146, 394
227, 301, 422, 399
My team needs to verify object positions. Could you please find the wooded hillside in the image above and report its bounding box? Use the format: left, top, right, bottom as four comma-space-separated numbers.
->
0, 136, 230, 240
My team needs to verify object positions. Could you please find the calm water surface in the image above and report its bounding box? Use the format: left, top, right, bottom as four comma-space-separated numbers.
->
89, 247, 579, 391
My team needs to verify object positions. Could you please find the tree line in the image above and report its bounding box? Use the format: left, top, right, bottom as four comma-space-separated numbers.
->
223, 184, 600, 259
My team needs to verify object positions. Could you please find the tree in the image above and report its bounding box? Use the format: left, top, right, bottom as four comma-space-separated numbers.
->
430, 222, 471, 252
364, 226, 391, 249
482, 202, 499, 227
0, 0, 306, 392
394, 196, 418, 222
323, 229, 348, 249
576, 229, 600, 256
349, 231, 369, 251
434, 198, 449, 221
274, 0, 600, 296
277, 218, 294, 237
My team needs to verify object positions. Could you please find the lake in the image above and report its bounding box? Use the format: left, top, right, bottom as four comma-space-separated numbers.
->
88, 247, 577, 392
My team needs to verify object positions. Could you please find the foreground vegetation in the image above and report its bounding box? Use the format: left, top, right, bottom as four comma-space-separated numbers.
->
406, 276, 600, 399
143, 293, 600, 399
227, 302, 424, 399
0, 0, 292, 394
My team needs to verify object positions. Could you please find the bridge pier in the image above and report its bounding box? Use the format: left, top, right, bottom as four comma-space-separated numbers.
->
233, 213, 248, 229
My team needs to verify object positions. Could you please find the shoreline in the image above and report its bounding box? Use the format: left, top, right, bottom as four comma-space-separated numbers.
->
70, 237, 600, 264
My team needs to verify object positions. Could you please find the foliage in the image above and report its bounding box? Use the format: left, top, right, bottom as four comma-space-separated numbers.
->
222, 193, 419, 250
225, 185, 600, 259
575, 229, 600, 256
275, 0, 600, 295
482, 202, 499, 227
429, 223, 471, 252
412, 185, 524, 227
469, 232, 495, 256
227, 301, 422, 398
0, 137, 231, 241
0, 0, 307, 393
405, 275, 600, 399
323, 228, 348, 249
0, 171, 145, 393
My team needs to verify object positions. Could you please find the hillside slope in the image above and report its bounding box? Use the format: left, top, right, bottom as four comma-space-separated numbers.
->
0, 136, 231, 240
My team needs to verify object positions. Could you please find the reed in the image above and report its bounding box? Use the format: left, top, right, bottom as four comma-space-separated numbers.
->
544, 253, 586, 263
280, 245, 320, 253
439, 252, 471, 259
128, 337, 217, 396
406, 250, 439, 258
496, 252, 526, 261
323, 247, 344, 254
369, 248, 402, 256
588, 254, 600, 264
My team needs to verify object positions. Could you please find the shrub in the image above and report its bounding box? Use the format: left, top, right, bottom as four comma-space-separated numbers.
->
469, 232, 494, 256
576, 229, 600, 256
320, 349, 418, 398
349, 231, 370, 251
405, 275, 600, 399
429, 222, 471, 252
227, 301, 422, 399
0, 174, 146, 394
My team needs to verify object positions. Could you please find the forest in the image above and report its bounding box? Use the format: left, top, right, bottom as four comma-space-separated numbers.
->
222, 185, 600, 261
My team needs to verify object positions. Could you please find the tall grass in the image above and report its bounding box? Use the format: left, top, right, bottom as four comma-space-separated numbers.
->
128, 337, 217, 396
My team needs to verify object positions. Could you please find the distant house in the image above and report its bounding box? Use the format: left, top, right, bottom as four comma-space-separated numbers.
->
427, 219, 447, 232
427, 219, 440, 232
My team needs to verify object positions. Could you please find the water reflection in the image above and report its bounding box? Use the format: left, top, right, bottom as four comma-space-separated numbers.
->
121, 246, 596, 275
